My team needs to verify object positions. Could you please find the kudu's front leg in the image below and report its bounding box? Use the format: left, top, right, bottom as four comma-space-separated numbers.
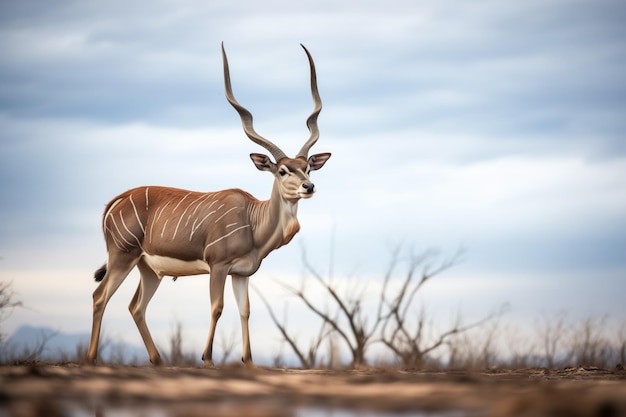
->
202, 266, 227, 367
232, 274, 253, 367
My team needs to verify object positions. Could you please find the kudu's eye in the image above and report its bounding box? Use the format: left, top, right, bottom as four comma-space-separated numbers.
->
279, 169, 287, 176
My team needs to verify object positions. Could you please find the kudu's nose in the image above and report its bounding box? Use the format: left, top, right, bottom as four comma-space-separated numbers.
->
303, 182, 315, 193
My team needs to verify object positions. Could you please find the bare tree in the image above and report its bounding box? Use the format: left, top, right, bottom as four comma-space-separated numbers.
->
567, 316, 615, 368
380, 304, 504, 368
163, 320, 197, 366
618, 324, 626, 367
0, 328, 57, 364
375, 248, 505, 368
535, 312, 568, 368
0, 280, 23, 345
254, 287, 331, 368
275, 246, 389, 367
378, 249, 460, 366
216, 327, 239, 366
257, 245, 502, 368
446, 318, 504, 369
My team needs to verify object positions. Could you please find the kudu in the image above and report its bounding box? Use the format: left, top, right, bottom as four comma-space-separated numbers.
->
87, 44, 331, 366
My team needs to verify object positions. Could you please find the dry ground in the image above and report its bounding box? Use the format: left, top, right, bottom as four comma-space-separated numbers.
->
1, 365, 625, 416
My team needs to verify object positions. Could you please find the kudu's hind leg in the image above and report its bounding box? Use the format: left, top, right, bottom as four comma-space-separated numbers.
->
129, 259, 163, 365
87, 252, 139, 365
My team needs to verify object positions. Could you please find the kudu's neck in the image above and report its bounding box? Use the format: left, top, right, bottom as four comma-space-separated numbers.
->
249, 179, 301, 256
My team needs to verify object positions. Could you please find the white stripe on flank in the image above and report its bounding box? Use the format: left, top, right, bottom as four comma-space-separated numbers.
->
150, 201, 172, 243
189, 210, 217, 240
145, 187, 149, 211
104, 224, 127, 251
225, 222, 238, 228
129, 194, 145, 234
160, 219, 169, 239
103, 198, 123, 231
158, 201, 171, 218
186, 194, 212, 226
108, 213, 133, 247
203, 225, 251, 252
120, 211, 143, 249
193, 198, 219, 217
214, 206, 238, 224
172, 192, 191, 214
173, 204, 192, 240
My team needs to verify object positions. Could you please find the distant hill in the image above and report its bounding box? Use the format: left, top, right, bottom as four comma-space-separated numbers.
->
1, 325, 147, 364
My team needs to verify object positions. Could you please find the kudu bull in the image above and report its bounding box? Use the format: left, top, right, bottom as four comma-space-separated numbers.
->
87, 44, 331, 366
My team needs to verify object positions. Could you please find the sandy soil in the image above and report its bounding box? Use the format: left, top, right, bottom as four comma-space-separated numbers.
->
1, 365, 625, 416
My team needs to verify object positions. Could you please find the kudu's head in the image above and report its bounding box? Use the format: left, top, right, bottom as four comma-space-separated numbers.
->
222, 44, 331, 201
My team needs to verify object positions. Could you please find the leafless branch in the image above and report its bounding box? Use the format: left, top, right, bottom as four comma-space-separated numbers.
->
163, 320, 196, 366
0, 280, 23, 343
0, 328, 57, 364
253, 284, 314, 368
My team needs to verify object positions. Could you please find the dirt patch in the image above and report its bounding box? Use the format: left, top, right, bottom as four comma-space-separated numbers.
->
1, 365, 625, 416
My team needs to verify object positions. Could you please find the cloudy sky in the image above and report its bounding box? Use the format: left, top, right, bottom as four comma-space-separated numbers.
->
1, 0, 625, 363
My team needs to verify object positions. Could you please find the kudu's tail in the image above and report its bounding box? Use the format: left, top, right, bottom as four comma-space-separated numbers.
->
94, 264, 107, 282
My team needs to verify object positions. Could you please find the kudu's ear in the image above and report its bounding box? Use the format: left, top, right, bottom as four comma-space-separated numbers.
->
250, 153, 277, 172
308, 153, 331, 171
